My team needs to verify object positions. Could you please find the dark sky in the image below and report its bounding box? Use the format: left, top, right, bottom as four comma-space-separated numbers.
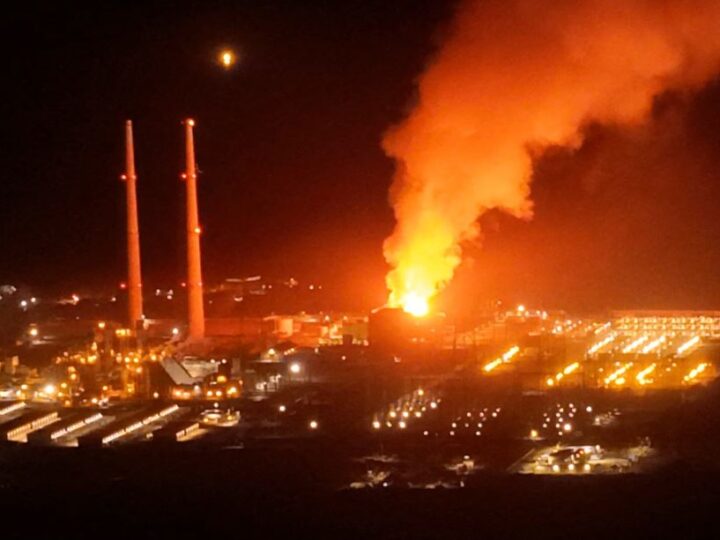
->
1, 0, 450, 302
3, 1, 720, 313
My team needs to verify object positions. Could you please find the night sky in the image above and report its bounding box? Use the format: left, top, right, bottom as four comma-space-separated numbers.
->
3, 1, 720, 313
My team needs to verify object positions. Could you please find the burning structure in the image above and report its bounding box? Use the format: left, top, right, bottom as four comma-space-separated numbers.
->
368, 307, 449, 357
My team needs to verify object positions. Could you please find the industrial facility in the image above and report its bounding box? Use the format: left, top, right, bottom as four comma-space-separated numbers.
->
0, 121, 718, 506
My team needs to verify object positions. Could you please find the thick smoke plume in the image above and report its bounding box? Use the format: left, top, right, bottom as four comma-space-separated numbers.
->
383, 0, 720, 314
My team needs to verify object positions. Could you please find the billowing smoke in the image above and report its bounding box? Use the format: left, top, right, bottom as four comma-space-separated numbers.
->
383, 0, 720, 315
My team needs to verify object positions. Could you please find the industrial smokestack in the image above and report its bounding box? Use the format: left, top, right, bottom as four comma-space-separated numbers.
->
123, 120, 143, 328
183, 119, 205, 339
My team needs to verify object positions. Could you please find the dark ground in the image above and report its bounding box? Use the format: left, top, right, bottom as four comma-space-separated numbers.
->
2, 443, 720, 539
3, 360, 720, 538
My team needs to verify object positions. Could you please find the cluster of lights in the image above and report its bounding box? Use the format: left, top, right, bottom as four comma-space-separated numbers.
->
6, 412, 59, 443
550, 319, 586, 335
588, 333, 712, 389
18, 297, 38, 309
584, 332, 711, 390
550, 462, 592, 474
483, 345, 520, 373
373, 388, 438, 431
440, 407, 500, 438
12, 378, 75, 403
55, 342, 102, 366
102, 405, 178, 445
535, 402, 590, 438
202, 387, 237, 399
615, 315, 720, 339
154, 288, 175, 301
173, 388, 194, 399
545, 447, 596, 474
49, 413, 103, 441
50, 342, 173, 403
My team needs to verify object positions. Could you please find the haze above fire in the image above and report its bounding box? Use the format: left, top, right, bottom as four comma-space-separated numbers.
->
383, 0, 720, 316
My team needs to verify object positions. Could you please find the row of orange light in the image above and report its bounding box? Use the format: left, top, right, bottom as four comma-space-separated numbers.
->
594, 322, 612, 335
588, 334, 615, 354
603, 362, 633, 386
546, 362, 579, 387
483, 345, 520, 372
684, 362, 708, 383
635, 363, 657, 385
622, 336, 648, 353
171, 385, 240, 400
640, 336, 665, 353
677, 336, 700, 355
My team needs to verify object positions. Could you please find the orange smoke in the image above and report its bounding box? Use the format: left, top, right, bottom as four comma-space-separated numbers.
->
383, 0, 720, 315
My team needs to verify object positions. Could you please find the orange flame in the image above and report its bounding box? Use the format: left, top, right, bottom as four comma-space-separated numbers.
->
382, 0, 720, 312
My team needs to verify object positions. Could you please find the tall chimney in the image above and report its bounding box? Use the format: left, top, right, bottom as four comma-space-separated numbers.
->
183, 119, 205, 339
123, 120, 143, 328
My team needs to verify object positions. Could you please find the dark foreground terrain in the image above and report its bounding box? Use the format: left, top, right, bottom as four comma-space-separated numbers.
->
2, 443, 720, 539
5, 375, 720, 538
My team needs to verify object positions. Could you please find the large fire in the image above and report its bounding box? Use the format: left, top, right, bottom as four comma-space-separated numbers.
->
382, 0, 720, 314
394, 291, 429, 318
384, 211, 460, 316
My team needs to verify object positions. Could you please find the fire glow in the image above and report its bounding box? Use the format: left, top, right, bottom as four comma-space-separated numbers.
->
381, 0, 720, 314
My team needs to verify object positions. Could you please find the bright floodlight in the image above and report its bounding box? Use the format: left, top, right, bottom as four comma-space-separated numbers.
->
289, 362, 301, 374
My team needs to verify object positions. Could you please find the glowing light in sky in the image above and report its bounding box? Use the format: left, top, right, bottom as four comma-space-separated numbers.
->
219, 49, 236, 69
